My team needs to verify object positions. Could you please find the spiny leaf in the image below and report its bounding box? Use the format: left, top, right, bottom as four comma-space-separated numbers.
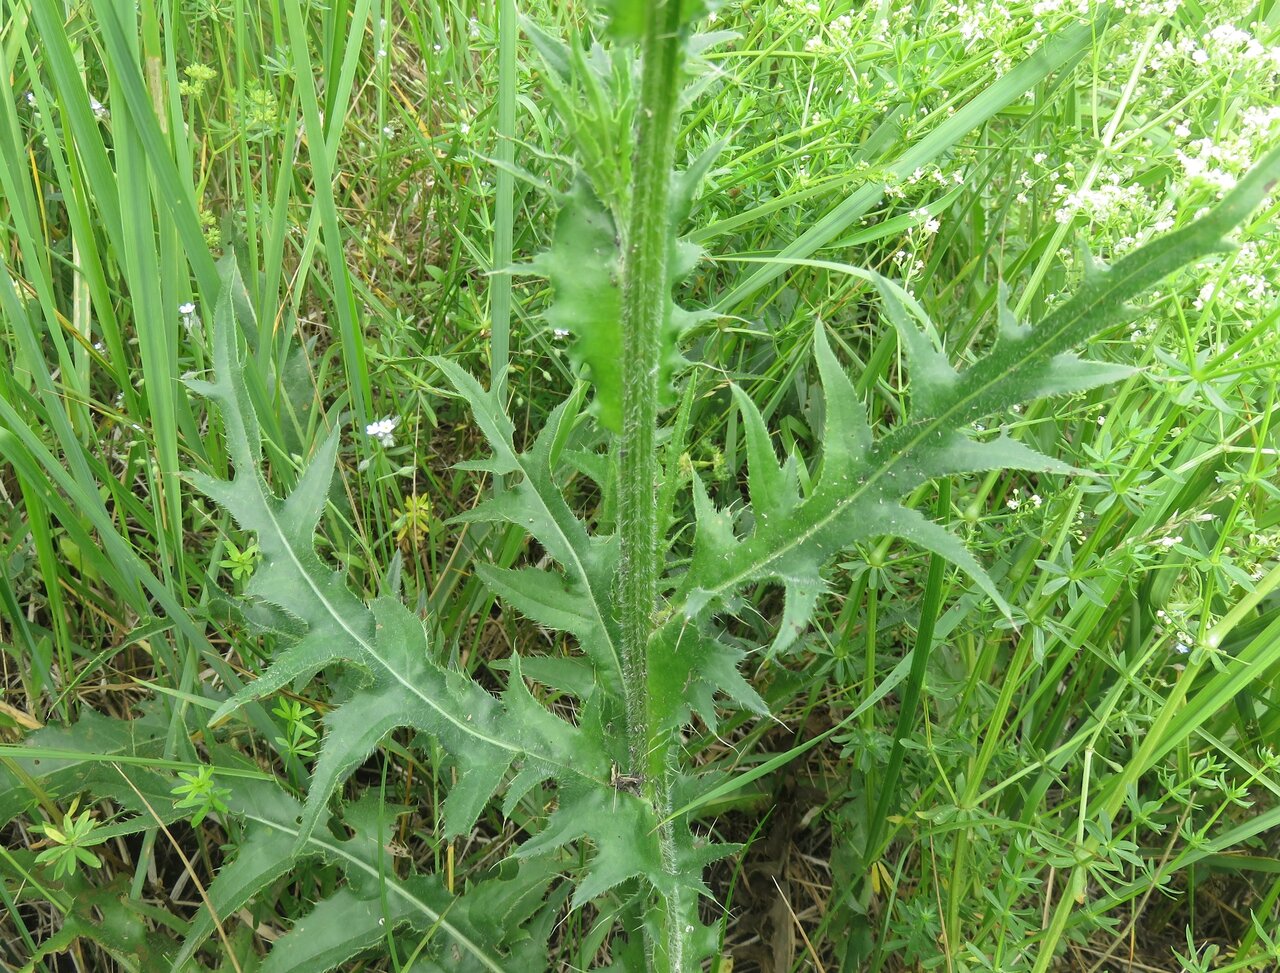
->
16, 874, 178, 973
649, 623, 768, 732
516, 773, 737, 911
262, 886, 439, 973
179, 783, 554, 973
668, 143, 1280, 662
192, 260, 694, 928
526, 175, 708, 432
0, 704, 170, 825
519, 780, 664, 907
433, 357, 625, 694
433, 356, 757, 898
530, 177, 625, 430
188, 259, 601, 848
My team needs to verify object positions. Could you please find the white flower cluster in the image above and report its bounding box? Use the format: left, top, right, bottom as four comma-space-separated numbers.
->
1175, 136, 1256, 190
1006, 487, 1043, 511
1150, 23, 1280, 77
1053, 175, 1148, 228
1108, 0, 1180, 16
910, 207, 942, 235
782, 0, 863, 53
365, 416, 400, 447
1031, 0, 1090, 16
1203, 22, 1277, 64
1230, 242, 1273, 305
1154, 609, 1194, 656
811, 13, 856, 51
947, 0, 1016, 48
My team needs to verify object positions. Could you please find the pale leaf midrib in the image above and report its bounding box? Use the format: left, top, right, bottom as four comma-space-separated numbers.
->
678, 220, 1227, 613
253, 484, 595, 780
243, 812, 505, 973
514, 454, 624, 682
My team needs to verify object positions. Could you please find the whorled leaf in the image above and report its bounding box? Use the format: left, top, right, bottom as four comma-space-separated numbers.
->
187, 259, 605, 849
666, 143, 1280, 669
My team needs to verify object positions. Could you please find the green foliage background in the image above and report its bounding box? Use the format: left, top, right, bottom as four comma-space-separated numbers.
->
2, 0, 1280, 970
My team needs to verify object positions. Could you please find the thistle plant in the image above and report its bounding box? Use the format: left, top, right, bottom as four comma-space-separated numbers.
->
4, 2, 1280, 971
167, 2, 1280, 967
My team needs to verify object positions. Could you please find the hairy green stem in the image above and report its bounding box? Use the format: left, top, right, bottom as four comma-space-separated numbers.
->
616, 3, 691, 970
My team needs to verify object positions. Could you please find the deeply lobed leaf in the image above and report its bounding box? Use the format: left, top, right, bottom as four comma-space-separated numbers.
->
525, 169, 711, 432
188, 260, 604, 850
665, 144, 1280, 671
179, 783, 558, 973
432, 357, 626, 694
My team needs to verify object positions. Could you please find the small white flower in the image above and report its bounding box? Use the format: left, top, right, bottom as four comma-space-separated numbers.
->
382, 124, 395, 138
25, 90, 36, 106
1193, 282, 1216, 310
365, 416, 400, 448
89, 96, 107, 119
552, 328, 571, 339
179, 302, 196, 315
1174, 639, 1191, 655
